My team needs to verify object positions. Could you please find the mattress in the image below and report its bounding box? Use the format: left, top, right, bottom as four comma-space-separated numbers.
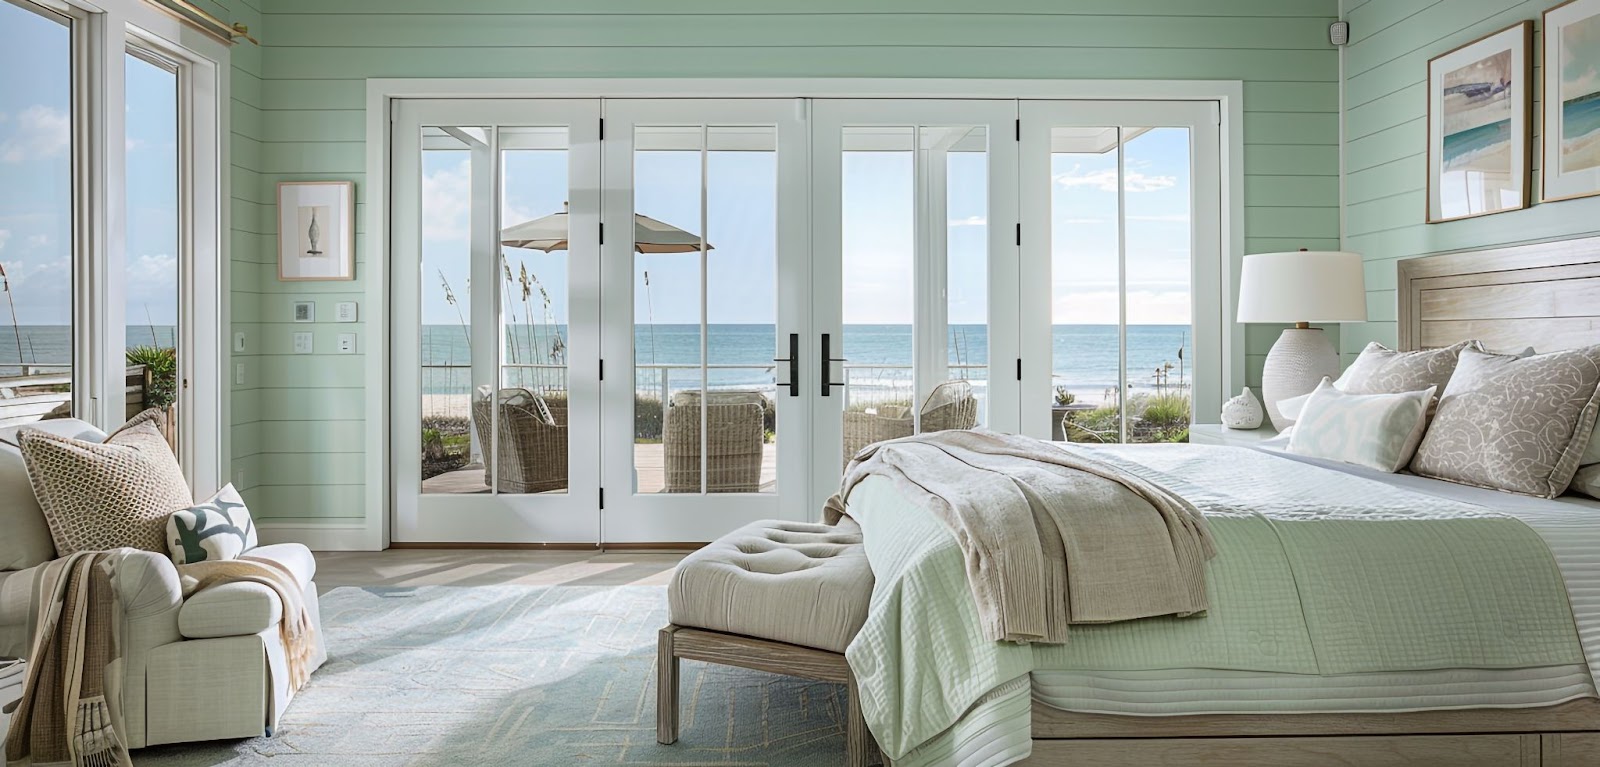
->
844, 442, 1600, 767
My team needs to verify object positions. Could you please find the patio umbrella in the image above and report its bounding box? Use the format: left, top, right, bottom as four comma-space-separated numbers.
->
500, 202, 712, 253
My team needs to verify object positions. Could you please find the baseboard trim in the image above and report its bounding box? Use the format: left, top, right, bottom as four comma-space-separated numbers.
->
387, 541, 706, 552
257, 523, 375, 552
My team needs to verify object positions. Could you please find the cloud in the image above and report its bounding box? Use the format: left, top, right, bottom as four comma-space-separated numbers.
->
1127, 214, 1190, 223
1053, 164, 1177, 193
0, 229, 10, 252
1053, 287, 1191, 325
421, 158, 472, 243
25, 234, 48, 248
0, 105, 69, 164
947, 215, 987, 227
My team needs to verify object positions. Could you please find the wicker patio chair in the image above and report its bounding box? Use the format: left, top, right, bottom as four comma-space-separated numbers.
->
472, 386, 569, 494
664, 390, 767, 493
840, 380, 978, 469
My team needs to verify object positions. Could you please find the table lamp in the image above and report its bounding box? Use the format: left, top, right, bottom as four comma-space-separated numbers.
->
1237, 249, 1367, 430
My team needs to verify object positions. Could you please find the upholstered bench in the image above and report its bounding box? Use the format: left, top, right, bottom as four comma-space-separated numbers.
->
658, 518, 877, 766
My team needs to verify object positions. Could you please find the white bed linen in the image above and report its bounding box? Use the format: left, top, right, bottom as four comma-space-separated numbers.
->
880, 442, 1600, 767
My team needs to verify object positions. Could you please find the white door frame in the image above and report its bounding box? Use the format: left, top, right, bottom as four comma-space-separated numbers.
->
365, 78, 1244, 551
599, 98, 811, 543
1018, 100, 1224, 439
390, 98, 603, 544
809, 99, 1021, 510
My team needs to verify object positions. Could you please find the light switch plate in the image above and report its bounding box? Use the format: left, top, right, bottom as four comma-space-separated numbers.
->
335, 302, 358, 322
234, 363, 245, 385
233, 332, 246, 352
337, 333, 356, 354
293, 332, 313, 354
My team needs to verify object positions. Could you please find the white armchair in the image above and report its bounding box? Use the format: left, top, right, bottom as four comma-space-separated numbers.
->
0, 419, 326, 749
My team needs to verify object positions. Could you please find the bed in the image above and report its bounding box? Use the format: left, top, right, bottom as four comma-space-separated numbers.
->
845, 241, 1600, 767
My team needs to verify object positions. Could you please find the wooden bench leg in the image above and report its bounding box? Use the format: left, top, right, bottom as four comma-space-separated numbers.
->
847, 675, 873, 767
657, 625, 680, 745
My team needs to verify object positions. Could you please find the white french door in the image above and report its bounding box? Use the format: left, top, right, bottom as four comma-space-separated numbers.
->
1018, 101, 1222, 441
392, 99, 603, 543
808, 100, 1020, 505
600, 99, 812, 542
389, 94, 1225, 545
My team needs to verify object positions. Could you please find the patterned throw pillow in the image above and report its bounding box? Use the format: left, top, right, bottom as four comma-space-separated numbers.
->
1287, 378, 1435, 473
18, 409, 192, 555
167, 484, 257, 564
1410, 346, 1600, 498
1337, 340, 1477, 395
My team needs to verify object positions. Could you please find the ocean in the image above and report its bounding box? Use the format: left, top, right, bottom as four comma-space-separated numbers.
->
1, 323, 1192, 402
420, 323, 1192, 400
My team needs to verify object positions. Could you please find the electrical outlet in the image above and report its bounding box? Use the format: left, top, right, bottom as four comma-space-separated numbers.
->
335, 302, 358, 322
233, 331, 246, 352
234, 363, 245, 385
337, 333, 356, 354
293, 332, 313, 354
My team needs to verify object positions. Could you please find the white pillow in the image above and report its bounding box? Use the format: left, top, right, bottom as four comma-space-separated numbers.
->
1287, 378, 1436, 473
1276, 343, 1534, 423
166, 484, 257, 564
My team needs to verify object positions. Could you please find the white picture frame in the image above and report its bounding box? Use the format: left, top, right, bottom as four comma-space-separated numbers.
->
1426, 22, 1531, 223
1544, 0, 1600, 203
277, 181, 355, 281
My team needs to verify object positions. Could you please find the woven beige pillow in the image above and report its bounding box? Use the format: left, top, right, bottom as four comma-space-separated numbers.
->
19, 409, 192, 556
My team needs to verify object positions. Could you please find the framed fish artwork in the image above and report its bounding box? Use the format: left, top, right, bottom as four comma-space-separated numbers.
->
277, 181, 355, 281
1425, 21, 1532, 223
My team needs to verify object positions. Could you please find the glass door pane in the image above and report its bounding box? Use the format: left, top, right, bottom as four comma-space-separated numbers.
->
601, 100, 807, 543
0, 3, 73, 426
124, 47, 180, 451
392, 99, 600, 545
1123, 127, 1193, 444
1020, 101, 1221, 442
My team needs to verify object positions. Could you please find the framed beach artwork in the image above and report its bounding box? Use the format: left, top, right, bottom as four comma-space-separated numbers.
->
1545, 0, 1600, 202
277, 181, 355, 281
1426, 22, 1532, 223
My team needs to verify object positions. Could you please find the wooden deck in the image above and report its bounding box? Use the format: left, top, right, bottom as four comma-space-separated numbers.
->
421, 442, 779, 495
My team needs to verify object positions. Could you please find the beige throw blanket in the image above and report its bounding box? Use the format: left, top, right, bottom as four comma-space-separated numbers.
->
179, 556, 316, 692
825, 430, 1216, 644
5, 552, 131, 767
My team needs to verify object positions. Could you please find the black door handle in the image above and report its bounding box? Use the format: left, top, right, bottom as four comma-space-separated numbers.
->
820, 333, 847, 397
772, 333, 799, 397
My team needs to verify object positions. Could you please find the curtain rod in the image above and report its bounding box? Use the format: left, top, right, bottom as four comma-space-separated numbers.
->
146, 0, 259, 46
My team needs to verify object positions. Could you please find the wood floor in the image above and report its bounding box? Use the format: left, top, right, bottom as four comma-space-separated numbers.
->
313, 549, 685, 591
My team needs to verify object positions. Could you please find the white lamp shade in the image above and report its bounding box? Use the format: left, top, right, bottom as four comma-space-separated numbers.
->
1237, 250, 1367, 324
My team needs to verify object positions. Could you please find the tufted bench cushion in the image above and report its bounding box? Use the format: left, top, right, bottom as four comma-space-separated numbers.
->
668, 519, 872, 654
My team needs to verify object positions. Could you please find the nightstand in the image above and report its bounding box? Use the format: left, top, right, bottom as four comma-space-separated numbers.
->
1189, 423, 1279, 447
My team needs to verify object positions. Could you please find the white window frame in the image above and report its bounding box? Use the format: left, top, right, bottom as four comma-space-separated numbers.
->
14, 0, 228, 495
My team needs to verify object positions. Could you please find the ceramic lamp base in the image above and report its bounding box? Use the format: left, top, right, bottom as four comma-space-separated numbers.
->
1261, 327, 1340, 431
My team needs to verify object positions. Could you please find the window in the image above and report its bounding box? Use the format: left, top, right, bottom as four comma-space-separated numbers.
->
0, 1, 75, 426
124, 46, 180, 449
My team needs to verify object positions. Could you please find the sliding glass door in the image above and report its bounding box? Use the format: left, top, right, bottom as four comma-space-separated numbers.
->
1018, 101, 1222, 443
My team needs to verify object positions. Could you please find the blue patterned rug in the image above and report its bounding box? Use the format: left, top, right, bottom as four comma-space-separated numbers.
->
136, 586, 851, 766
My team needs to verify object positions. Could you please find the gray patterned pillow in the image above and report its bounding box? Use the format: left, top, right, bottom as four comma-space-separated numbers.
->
1337, 340, 1477, 395
1410, 347, 1600, 498
18, 409, 192, 555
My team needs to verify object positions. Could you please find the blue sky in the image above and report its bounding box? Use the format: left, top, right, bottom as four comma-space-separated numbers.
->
0, 3, 178, 332
421, 126, 1192, 329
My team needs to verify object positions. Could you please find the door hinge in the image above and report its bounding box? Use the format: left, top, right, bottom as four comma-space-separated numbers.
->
599, 221, 604, 245
599, 358, 604, 381
599, 487, 605, 510
1015, 223, 1021, 247
1015, 118, 1020, 141
1016, 358, 1022, 381
599, 118, 605, 140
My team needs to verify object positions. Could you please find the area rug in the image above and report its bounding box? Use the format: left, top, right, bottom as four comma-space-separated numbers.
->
135, 586, 852, 766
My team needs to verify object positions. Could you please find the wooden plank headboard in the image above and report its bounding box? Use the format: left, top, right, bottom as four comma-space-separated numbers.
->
1397, 237, 1600, 353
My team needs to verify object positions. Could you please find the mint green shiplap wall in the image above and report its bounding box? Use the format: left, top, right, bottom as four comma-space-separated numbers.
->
224, 0, 264, 508
242, 0, 1340, 524
1341, 0, 1600, 356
